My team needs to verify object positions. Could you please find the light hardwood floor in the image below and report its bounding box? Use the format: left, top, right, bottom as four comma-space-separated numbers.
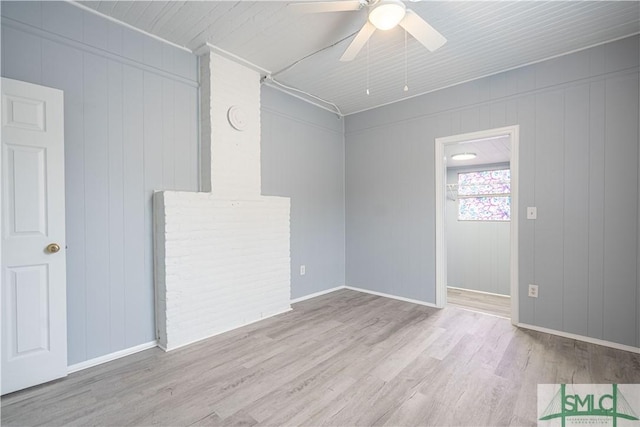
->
447, 287, 511, 318
2, 289, 639, 426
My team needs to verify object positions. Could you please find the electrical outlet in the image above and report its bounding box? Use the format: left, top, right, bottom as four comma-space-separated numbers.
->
528, 284, 539, 298
300, 265, 306, 276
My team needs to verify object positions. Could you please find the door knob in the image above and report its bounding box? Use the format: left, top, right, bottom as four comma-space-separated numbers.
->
46, 243, 61, 254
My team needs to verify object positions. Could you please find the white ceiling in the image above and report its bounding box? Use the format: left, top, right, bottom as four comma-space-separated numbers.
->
78, 1, 640, 115
445, 134, 510, 168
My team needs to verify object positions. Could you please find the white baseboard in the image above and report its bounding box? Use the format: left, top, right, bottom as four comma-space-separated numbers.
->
344, 286, 439, 308
292, 285, 439, 308
160, 307, 293, 352
67, 340, 158, 374
291, 286, 345, 303
517, 323, 640, 354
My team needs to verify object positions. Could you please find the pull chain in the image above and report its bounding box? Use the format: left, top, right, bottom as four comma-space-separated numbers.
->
366, 39, 370, 95
404, 29, 409, 92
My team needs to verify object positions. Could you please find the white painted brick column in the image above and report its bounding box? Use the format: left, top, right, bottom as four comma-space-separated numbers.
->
154, 49, 291, 351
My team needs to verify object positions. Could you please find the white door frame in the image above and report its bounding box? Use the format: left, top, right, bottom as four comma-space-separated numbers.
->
434, 125, 520, 325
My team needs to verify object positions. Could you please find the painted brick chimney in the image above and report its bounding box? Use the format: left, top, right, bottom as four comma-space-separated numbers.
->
153, 48, 291, 351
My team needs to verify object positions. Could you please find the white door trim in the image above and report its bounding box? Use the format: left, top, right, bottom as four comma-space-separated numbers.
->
434, 125, 520, 325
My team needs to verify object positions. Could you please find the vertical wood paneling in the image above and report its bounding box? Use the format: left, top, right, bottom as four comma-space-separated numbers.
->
587, 81, 606, 339
83, 10, 108, 51
450, 111, 461, 135
41, 39, 87, 364
262, 92, 346, 300
2, 2, 201, 364
516, 95, 536, 324
489, 223, 498, 292
533, 91, 564, 330
187, 87, 198, 191
142, 72, 164, 343
107, 21, 123, 57
490, 102, 507, 128
1, 0, 42, 27
478, 104, 491, 129
345, 131, 379, 291
121, 27, 144, 64
588, 45, 606, 77
41, 1, 83, 41
143, 37, 163, 69
562, 84, 590, 336
603, 74, 639, 346
107, 59, 126, 351
83, 53, 110, 358
1, 27, 42, 84
173, 84, 194, 191
408, 120, 435, 302
506, 99, 518, 126
459, 107, 480, 134
122, 65, 146, 348
161, 43, 175, 76
345, 37, 638, 346
347, 116, 440, 302
175, 49, 198, 82
367, 125, 393, 293
489, 73, 508, 99
604, 36, 640, 74
162, 79, 175, 189
497, 223, 510, 294
420, 117, 437, 302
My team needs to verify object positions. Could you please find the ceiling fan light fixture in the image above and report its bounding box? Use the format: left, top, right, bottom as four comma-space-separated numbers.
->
369, 0, 406, 30
451, 153, 477, 161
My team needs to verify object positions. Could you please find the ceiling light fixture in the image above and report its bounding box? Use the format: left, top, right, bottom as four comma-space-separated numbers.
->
368, 0, 406, 31
451, 153, 477, 161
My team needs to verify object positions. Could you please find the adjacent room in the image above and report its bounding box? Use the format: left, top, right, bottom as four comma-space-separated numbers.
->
444, 134, 512, 318
1, 1, 639, 426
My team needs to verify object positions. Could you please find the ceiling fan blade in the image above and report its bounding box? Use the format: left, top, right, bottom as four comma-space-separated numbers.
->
399, 9, 446, 52
340, 21, 376, 61
288, 1, 362, 14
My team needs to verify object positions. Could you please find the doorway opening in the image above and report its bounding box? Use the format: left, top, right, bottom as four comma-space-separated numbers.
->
435, 126, 519, 323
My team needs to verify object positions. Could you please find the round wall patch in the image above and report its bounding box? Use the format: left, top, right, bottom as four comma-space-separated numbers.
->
227, 105, 247, 131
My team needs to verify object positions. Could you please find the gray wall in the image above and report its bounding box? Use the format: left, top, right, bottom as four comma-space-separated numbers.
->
1, 1, 199, 364
261, 87, 345, 299
447, 164, 510, 296
346, 35, 639, 347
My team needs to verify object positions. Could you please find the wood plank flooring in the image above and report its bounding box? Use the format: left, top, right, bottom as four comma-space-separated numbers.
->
2, 289, 639, 426
447, 287, 511, 318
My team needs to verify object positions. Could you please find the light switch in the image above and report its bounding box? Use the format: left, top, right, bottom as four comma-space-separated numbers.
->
527, 207, 537, 220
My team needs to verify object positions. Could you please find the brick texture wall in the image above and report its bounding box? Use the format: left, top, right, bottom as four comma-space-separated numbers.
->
154, 51, 291, 351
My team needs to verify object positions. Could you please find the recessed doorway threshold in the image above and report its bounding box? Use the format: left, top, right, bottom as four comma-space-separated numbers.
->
447, 286, 510, 318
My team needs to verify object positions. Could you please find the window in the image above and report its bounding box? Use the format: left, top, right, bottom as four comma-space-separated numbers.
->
457, 169, 510, 221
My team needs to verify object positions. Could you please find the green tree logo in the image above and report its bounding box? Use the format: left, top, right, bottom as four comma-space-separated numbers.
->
539, 384, 639, 427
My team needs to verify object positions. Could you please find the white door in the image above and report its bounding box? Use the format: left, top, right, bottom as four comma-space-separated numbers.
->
1, 78, 67, 395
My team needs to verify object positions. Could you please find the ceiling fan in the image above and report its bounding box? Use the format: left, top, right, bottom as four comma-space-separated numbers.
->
290, 0, 447, 61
